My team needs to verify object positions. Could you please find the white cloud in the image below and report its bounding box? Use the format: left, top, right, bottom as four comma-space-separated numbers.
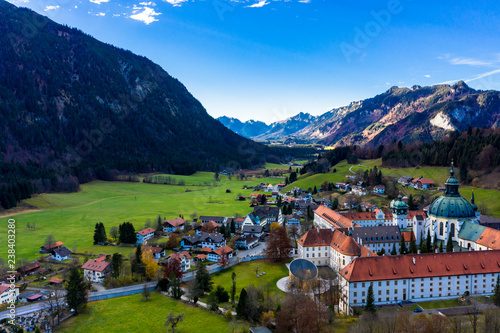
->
90, 0, 110, 4
130, 7, 161, 24
449, 57, 493, 66
44, 5, 59, 11
465, 69, 500, 83
424, 74, 431, 78
140, 1, 156, 5
163, 0, 188, 6
246, 0, 269, 8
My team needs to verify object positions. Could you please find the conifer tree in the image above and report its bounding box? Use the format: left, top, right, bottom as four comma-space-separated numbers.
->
236, 288, 249, 319
494, 276, 500, 307
446, 233, 453, 252
66, 267, 89, 315
409, 232, 417, 254
399, 233, 407, 255
391, 243, 397, 255
426, 229, 432, 253
365, 285, 376, 314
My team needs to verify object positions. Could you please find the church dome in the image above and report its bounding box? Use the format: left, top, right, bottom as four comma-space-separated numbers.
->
428, 165, 475, 219
392, 195, 407, 209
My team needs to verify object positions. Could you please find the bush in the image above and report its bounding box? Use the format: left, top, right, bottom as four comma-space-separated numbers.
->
215, 286, 229, 303
156, 278, 170, 292
225, 310, 233, 320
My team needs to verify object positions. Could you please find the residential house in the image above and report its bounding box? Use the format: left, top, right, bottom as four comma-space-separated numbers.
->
411, 178, 435, 189
339, 250, 500, 315
243, 206, 283, 227
285, 215, 301, 228
207, 246, 234, 262
373, 185, 385, 194
181, 232, 226, 250
17, 261, 41, 276
51, 246, 72, 261
151, 247, 166, 259
165, 251, 191, 272
49, 278, 64, 286
136, 227, 156, 245
235, 234, 259, 249
40, 241, 64, 254
82, 259, 111, 284
242, 225, 264, 238
199, 216, 226, 225
398, 176, 413, 185
0, 283, 18, 304
163, 217, 186, 233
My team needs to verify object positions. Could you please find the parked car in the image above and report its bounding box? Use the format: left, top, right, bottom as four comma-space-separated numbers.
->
414, 307, 423, 313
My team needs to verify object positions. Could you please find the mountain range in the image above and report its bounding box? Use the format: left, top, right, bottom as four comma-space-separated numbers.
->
0, 0, 268, 191
219, 82, 500, 148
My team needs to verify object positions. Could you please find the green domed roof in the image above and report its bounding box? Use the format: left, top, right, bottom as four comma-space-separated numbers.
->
392, 195, 407, 209
428, 195, 475, 218
428, 164, 475, 219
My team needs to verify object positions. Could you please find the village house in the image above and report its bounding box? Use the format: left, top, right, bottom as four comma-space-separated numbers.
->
207, 246, 234, 262
39, 241, 64, 254
411, 177, 435, 189
0, 283, 18, 304
398, 176, 413, 185
373, 185, 385, 194
198, 216, 226, 225
163, 217, 186, 233
136, 227, 155, 245
242, 225, 264, 238
82, 259, 111, 284
50, 246, 72, 261
285, 214, 301, 228
235, 234, 259, 250
165, 251, 191, 272
243, 206, 283, 227
181, 232, 226, 250
151, 246, 166, 259
17, 261, 41, 276
339, 250, 500, 315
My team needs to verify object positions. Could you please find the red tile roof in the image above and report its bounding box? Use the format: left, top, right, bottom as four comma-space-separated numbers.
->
0, 283, 10, 294
196, 254, 207, 260
298, 229, 374, 257
137, 228, 155, 236
205, 220, 219, 229
341, 250, 500, 282
42, 241, 64, 250
167, 251, 191, 261
165, 217, 186, 228
95, 254, 107, 262
49, 278, 63, 284
476, 227, 500, 250
201, 247, 213, 253
82, 259, 110, 272
401, 231, 413, 242
150, 247, 164, 254
213, 246, 233, 256
315, 206, 357, 229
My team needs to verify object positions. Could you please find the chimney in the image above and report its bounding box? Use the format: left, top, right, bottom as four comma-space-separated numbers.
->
412, 257, 416, 265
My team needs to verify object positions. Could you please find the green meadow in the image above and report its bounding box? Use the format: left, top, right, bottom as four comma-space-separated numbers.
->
0, 174, 283, 262
56, 293, 248, 333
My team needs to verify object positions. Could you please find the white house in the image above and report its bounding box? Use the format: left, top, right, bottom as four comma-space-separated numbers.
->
0, 283, 19, 304
235, 234, 259, 250
163, 217, 186, 233
166, 251, 192, 272
181, 232, 225, 250
51, 246, 72, 261
151, 246, 166, 259
136, 227, 156, 245
82, 259, 111, 284
207, 246, 234, 262
338, 250, 500, 315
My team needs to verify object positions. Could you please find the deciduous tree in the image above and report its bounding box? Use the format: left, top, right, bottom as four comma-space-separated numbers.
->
266, 225, 293, 262
164, 311, 184, 333
141, 247, 158, 280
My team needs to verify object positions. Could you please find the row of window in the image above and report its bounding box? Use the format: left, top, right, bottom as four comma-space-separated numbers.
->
352, 273, 499, 288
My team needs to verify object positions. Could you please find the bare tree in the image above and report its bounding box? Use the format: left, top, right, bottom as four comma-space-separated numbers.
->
45, 234, 55, 247
448, 315, 467, 333
467, 299, 481, 333
142, 284, 151, 301
44, 287, 64, 328
165, 311, 184, 333
482, 308, 500, 333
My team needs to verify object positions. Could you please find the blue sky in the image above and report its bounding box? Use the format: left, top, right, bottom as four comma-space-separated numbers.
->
7, 0, 500, 123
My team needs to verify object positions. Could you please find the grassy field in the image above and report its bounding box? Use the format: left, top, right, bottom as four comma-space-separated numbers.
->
264, 163, 296, 170
210, 259, 289, 297
0, 174, 283, 261
56, 293, 247, 333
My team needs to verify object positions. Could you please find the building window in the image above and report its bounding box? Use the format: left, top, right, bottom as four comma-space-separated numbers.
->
378, 282, 382, 287
362, 283, 365, 288
354, 292, 357, 297
439, 222, 444, 236
362, 291, 365, 297
378, 290, 382, 295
